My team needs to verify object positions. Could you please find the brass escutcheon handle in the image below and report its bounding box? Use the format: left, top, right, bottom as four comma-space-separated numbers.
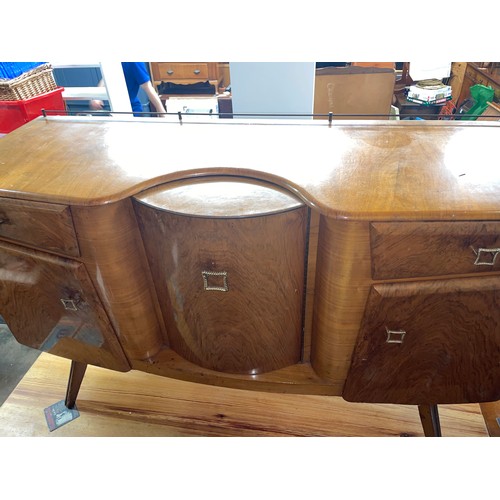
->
385, 327, 406, 344
60, 291, 83, 311
471, 247, 500, 266
202, 270, 228, 292
60, 298, 79, 311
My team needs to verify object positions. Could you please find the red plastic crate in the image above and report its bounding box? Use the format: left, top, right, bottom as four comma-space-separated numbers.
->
0, 87, 65, 134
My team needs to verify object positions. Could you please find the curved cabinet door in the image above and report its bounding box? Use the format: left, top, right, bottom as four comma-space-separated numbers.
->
133, 177, 308, 375
343, 276, 500, 405
0, 241, 130, 371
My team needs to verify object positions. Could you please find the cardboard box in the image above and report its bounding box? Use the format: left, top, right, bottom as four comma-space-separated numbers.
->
313, 66, 396, 119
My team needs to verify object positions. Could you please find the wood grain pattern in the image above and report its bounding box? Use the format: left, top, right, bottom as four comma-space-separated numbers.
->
134, 176, 303, 218
1, 118, 500, 222
302, 209, 320, 362
343, 277, 500, 404
0, 198, 79, 256
371, 221, 500, 279
132, 348, 342, 395
71, 200, 165, 360
0, 241, 129, 371
134, 201, 308, 374
1, 118, 500, 413
0, 352, 489, 437
311, 218, 372, 388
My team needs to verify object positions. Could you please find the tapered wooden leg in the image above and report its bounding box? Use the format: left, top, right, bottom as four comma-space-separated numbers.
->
418, 404, 442, 437
479, 401, 500, 437
65, 360, 87, 409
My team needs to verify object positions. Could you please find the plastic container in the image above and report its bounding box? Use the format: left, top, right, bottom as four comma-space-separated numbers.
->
0, 62, 47, 80
0, 87, 64, 134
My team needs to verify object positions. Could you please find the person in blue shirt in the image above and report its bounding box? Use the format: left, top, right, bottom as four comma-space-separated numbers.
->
90, 62, 166, 116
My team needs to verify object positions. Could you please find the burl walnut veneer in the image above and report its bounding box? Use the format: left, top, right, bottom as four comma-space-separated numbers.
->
1, 116, 499, 436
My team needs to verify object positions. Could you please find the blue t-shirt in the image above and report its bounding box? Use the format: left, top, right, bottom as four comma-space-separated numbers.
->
121, 62, 151, 114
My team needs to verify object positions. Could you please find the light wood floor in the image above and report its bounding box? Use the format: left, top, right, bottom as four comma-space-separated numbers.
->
0, 352, 493, 437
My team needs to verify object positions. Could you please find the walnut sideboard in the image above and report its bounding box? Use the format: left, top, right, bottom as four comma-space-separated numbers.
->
0, 116, 499, 436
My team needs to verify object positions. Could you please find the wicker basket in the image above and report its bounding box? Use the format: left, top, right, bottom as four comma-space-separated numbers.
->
0, 63, 58, 101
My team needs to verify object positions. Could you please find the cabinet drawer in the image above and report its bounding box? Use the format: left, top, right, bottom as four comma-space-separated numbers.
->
0, 198, 79, 257
343, 277, 500, 404
0, 241, 129, 371
152, 62, 209, 81
371, 221, 500, 279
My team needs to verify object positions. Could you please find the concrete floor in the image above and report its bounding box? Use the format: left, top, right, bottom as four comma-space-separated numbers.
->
0, 321, 40, 406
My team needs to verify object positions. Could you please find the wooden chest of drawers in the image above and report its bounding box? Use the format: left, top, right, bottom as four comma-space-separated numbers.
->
338, 219, 500, 405
149, 62, 220, 93
1, 116, 499, 435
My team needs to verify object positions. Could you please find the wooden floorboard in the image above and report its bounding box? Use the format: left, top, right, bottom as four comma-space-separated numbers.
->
0, 352, 490, 437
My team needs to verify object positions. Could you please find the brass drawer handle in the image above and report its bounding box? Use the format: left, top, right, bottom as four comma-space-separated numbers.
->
472, 247, 500, 266
167, 69, 174, 75
385, 327, 406, 344
193, 69, 201, 75
202, 270, 228, 292
60, 291, 83, 311
61, 298, 79, 311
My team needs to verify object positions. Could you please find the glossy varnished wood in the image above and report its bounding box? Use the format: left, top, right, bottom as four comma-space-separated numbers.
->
1, 117, 500, 421
0, 118, 499, 221
311, 218, 372, 391
343, 277, 500, 404
132, 349, 338, 395
71, 199, 165, 360
0, 198, 79, 256
134, 194, 308, 374
371, 221, 500, 279
0, 241, 129, 371
135, 176, 303, 217
0, 353, 489, 437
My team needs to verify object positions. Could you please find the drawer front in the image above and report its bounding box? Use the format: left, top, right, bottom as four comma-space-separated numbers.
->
371, 221, 500, 279
153, 63, 209, 81
0, 198, 79, 256
134, 203, 307, 375
0, 241, 129, 371
343, 277, 500, 404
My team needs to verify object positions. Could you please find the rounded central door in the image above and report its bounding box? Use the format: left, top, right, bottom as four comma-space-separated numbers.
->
133, 176, 308, 374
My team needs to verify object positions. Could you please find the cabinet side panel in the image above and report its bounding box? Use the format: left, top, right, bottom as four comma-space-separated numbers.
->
71, 200, 165, 360
311, 218, 372, 388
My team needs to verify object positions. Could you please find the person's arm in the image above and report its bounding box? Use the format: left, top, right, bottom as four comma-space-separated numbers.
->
89, 79, 105, 110
140, 80, 167, 116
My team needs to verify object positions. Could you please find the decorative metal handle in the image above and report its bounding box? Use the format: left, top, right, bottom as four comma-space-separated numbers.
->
385, 327, 406, 344
61, 298, 79, 311
60, 291, 83, 311
472, 247, 500, 266
193, 69, 201, 75
202, 270, 228, 292
167, 69, 174, 75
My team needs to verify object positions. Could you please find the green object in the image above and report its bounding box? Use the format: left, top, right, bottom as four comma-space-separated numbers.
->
461, 84, 495, 120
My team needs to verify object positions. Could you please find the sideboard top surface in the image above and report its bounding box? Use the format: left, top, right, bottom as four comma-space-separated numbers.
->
0, 116, 499, 220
